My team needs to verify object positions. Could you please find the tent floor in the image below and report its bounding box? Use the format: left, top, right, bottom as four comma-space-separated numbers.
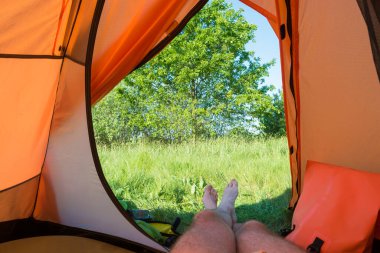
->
0, 235, 135, 253
0, 218, 161, 252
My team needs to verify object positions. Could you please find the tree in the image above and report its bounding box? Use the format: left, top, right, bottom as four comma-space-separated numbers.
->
258, 91, 286, 136
93, 0, 284, 143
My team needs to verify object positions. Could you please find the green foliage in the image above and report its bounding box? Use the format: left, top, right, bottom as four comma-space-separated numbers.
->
100, 137, 292, 233
258, 91, 286, 136
92, 91, 129, 144
93, 0, 285, 144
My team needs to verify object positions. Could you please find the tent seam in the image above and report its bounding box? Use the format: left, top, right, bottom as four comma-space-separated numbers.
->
31, 0, 84, 218
0, 174, 40, 193
0, 54, 62, 59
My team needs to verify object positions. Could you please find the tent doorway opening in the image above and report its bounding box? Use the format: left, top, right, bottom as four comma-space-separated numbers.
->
92, 0, 291, 236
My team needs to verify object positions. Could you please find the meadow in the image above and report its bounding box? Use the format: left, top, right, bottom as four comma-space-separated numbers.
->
98, 137, 293, 234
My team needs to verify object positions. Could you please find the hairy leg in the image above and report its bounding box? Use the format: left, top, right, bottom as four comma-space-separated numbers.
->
172, 181, 239, 253
234, 221, 306, 253
171, 210, 236, 253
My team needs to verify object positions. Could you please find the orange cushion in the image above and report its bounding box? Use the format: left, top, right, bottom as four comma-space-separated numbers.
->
286, 161, 380, 253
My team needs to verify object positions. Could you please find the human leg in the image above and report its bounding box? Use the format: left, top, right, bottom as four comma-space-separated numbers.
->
171, 181, 239, 253
171, 209, 235, 253
234, 220, 306, 253
218, 179, 238, 226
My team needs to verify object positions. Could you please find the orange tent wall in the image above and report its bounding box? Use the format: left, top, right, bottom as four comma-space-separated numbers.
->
0, 0, 69, 221
0, 0, 206, 222
242, 0, 380, 208
90, 0, 207, 104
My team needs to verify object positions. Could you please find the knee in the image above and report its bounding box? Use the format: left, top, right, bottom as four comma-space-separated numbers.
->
236, 220, 268, 236
193, 210, 218, 224
243, 220, 267, 230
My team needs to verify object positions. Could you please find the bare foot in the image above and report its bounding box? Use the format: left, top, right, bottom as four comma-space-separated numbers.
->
218, 179, 238, 224
202, 185, 218, 209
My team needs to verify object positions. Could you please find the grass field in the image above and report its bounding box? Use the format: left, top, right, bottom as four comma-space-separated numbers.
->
98, 137, 293, 233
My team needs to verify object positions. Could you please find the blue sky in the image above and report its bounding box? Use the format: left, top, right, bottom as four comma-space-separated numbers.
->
227, 0, 282, 90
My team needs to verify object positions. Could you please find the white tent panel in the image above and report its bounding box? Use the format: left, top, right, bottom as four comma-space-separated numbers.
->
33, 59, 165, 251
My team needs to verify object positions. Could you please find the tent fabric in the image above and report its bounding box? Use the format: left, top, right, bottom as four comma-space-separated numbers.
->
32, 58, 164, 250
0, 236, 134, 253
0, 218, 163, 252
90, 0, 207, 104
0, 58, 61, 191
0, 0, 72, 213
356, 0, 380, 80
32, 0, 165, 251
297, 0, 380, 190
0, 176, 39, 222
65, 0, 95, 64
240, 0, 301, 208
240, 0, 277, 24
240, 0, 279, 37
0, 0, 170, 251
244, 0, 380, 206
0, 0, 67, 55
275, 0, 301, 208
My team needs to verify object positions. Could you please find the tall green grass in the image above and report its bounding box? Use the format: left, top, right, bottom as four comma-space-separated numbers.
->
98, 137, 292, 233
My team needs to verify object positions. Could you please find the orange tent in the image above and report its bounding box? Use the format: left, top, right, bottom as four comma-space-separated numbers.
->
0, 0, 379, 252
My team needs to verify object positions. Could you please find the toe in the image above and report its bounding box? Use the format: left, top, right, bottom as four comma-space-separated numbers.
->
212, 190, 218, 201
204, 185, 212, 193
